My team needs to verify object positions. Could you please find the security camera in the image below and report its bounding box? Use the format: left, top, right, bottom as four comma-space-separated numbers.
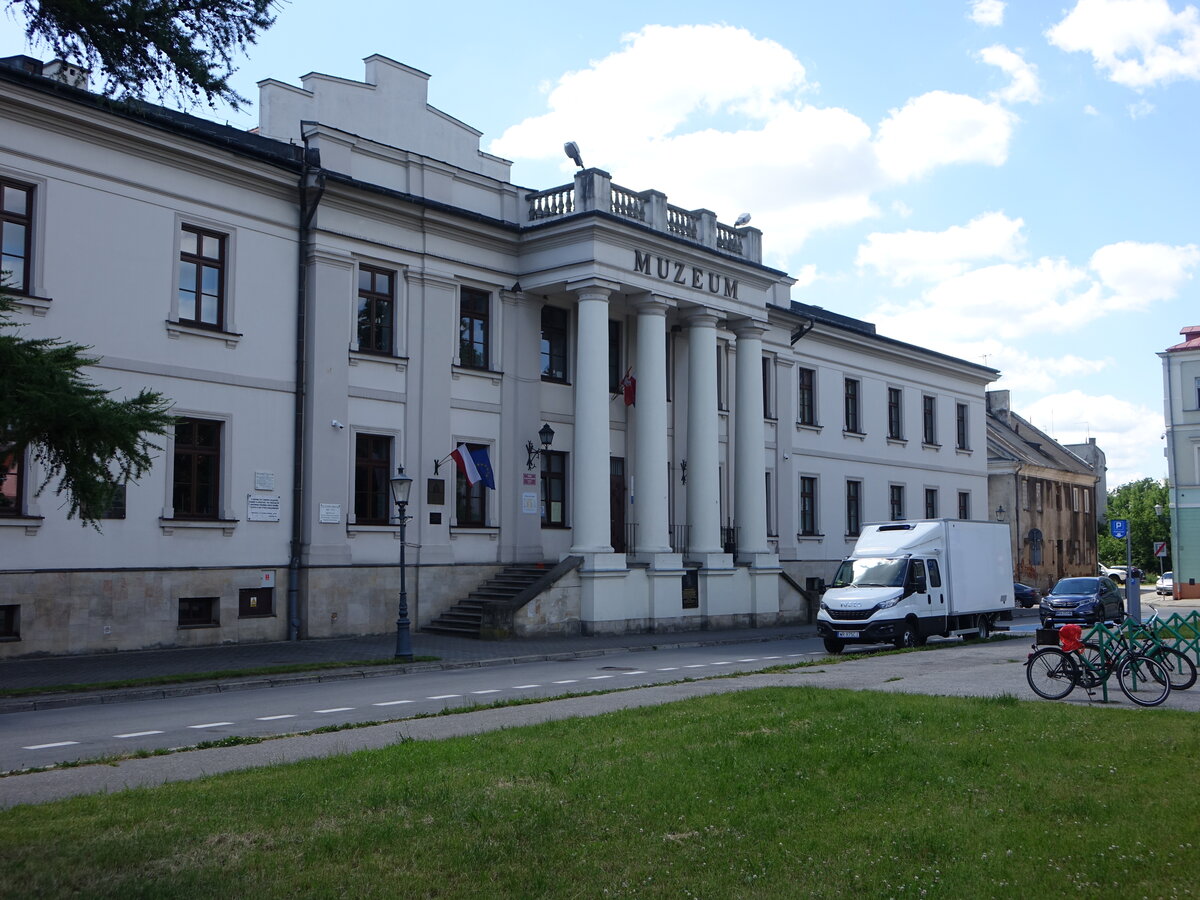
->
331, 419, 345, 430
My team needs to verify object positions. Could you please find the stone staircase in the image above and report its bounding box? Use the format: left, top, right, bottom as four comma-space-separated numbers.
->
423, 562, 560, 638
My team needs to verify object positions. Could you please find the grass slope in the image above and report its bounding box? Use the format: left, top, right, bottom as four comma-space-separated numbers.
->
2, 687, 1198, 898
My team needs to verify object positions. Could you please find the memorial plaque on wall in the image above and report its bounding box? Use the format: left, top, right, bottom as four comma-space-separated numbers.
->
681, 568, 699, 610
427, 478, 445, 505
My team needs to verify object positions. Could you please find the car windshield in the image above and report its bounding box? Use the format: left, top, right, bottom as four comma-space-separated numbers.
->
832, 557, 908, 588
1050, 578, 1097, 595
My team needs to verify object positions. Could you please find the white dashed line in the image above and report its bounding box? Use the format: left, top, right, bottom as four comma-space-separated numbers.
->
188, 722, 234, 729
372, 700, 414, 707
552, 680, 578, 684
314, 707, 355, 714
114, 730, 164, 738
23, 741, 78, 750
587, 675, 613, 680
256, 715, 296, 721
512, 684, 541, 689
427, 694, 461, 700
683, 664, 707, 669
472, 690, 501, 695
738, 658, 760, 662
711, 661, 733, 666
620, 670, 647, 675
762, 656, 782, 660
657, 667, 679, 672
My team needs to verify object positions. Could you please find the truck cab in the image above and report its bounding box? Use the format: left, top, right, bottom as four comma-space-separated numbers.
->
818, 553, 942, 652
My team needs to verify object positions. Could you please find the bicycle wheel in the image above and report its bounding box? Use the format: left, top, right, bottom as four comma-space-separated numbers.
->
1026, 648, 1078, 700
1076, 643, 1108, 689
1148, 647, 1197, 691
1116, 655, 1171, 707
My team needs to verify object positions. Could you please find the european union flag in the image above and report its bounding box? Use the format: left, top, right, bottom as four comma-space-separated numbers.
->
470, 446, 496, 490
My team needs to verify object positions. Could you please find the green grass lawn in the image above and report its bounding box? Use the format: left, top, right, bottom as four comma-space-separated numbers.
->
3, 687, 1198, 898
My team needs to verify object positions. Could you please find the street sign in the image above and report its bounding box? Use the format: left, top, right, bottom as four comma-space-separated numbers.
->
1110, 519, 1129, 539
1154, 541, 1168, 558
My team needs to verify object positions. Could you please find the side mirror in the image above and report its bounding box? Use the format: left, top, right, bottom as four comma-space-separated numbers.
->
913, 574, 928, 594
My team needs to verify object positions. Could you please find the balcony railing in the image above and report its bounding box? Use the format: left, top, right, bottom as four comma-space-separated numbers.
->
524, 169, 761, 263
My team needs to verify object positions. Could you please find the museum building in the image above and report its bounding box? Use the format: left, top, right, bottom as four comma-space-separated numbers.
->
0, 54, 998, 656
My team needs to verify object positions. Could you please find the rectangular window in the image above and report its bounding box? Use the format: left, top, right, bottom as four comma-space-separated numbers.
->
178, 596, 219, 628
608, 320, 623, 393
958, 491, 971, 520
0, 604, 19, 640
239, 587, 275, 618
800, 476, 818, 536
541, 450, 567, 527
0, 444, 23, 517
665, 333, 674, 401
458, 288, 490, 369
455, 442, 488, 526
925, 488, 939, 519
1084, 490, 1090, 514
172, 418, 221, 519
797, 367, 816, 425
1022, 477, 1030, 510
178, 225, 226, 329
540, 306, 569, 381
1, 178, 33, 293
762, 357, 775, 418
716, 343, 728, 411
84, 482, 127, 521
357, 265, 395, 355
354, 433, 393, 525
846, 480, 862, 537
844, 378, 861, 433
887, 387, 903, 440
956, 402, 970, 450
889, 484, 905, 521
1036, 481, 1044, 512
922, 395, 937, 445
765, 471, 777, 537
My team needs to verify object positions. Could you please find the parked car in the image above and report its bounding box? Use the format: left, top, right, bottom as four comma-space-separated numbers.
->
1099, 564, 1127, 584
1013, 583, 1042, 608
1040, 576, 1125, 627
1157, 572, 1174, 596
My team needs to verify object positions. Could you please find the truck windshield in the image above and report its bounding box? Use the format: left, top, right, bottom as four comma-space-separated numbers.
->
831, 557, 908, 588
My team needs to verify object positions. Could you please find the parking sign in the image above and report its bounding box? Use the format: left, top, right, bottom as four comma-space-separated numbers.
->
1110, 519, 1129, 539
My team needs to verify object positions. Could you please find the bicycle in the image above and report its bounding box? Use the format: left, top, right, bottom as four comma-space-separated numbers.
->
1025, 624, 1172, 707
1079, 605, 1197, 692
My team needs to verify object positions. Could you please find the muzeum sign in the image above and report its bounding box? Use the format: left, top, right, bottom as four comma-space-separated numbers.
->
634, 250, 738, 299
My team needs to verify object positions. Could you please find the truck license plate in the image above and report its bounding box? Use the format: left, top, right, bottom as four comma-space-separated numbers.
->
836, 631, 859, 639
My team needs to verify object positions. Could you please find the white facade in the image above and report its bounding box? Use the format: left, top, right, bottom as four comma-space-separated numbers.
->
1160, 326, 1200, 599
0, 55, 996, 656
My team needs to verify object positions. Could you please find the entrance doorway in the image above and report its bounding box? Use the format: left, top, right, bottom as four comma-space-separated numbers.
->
610, 457, 626, 552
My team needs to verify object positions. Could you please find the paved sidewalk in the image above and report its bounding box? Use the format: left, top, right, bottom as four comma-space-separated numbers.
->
0, 623, 819, 711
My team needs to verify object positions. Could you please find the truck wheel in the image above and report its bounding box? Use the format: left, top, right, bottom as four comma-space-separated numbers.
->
965, 616, 991, 641
893, 621, 922, 650
822, 638, 845, 655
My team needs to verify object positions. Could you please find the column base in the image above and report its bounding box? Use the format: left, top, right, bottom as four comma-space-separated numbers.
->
736, 550, 781, 570
687, 551, 734, 570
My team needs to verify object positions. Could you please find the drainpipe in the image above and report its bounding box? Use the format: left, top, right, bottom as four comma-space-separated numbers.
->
288, 125, 325, 640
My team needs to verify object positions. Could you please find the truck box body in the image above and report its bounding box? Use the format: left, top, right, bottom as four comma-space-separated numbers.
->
816, 519, 1014, 651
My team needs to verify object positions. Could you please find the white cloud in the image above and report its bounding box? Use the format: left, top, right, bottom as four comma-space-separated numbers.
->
1046, 0, 1200, 89
1019, 390, 1165, 483
1089, 240, 1199, 305
1084, 103, 1101, 114
874, 91, 1016, 181
1128, 97, 1157, 116
856, 211, 1027, 284
979, 45, 1043, 103
969, 0, 1007, 26
491, 25, 1020, 253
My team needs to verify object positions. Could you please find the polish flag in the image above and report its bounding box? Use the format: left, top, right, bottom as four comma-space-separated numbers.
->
450, 444, 481, 485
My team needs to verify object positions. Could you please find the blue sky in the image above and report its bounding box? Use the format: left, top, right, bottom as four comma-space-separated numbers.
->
4, 0, 1197, 487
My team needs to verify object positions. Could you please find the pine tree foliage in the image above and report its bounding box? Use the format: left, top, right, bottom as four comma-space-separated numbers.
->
11, 0, 278, 108
1097, 477, 1171, 573
0, 296, 175, 527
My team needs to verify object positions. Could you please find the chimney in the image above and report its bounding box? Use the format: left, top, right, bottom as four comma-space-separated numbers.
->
986, 390, 1010, 415
42, 59, 89, 90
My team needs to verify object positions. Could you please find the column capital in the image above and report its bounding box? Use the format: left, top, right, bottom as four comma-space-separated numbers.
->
632, 292, 673, 316
680, 306, 720, 329
730, 317, 769, 339
566, 277, 620, 302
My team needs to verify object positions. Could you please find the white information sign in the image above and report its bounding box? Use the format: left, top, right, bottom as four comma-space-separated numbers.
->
521, 492, 538, 514
319, 503, 342, 524
254, 471, 276, 491
247, 495, 281, 522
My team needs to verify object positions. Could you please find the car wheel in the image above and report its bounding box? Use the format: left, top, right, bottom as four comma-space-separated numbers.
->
893, 620, 922, 650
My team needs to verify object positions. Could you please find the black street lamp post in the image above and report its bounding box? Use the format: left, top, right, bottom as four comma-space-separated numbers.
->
389, 467, 414, 661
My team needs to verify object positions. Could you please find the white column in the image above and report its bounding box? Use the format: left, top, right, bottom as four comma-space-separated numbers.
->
570, 283, 614, 553
684, 308, 722, 556
634, 296, 671, 554
733, 319, 770, 561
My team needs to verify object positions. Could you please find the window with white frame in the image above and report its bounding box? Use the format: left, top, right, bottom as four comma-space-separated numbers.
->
889, 484, 905, 521
800, 476, 818, 536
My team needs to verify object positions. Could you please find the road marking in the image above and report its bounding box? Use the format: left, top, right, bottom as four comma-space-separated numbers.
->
762, 656, 782, 660
372, 700, 414, 707
256, 715, 296, 721
620, 670, 647, 675
738, 658, 760, 662
472, 689, 501, 695
427, 694, 461, 700
552, 679, 578, 684
23, 741, 79, 750
711, 661, 733, 666
512, 684, 541, 689
587, 675, 613, 680
188, 722, 234, 729
683, 664, 707, 669
314, 707, 355, 714
113, 730, 164, 738
657, 667, 679, 672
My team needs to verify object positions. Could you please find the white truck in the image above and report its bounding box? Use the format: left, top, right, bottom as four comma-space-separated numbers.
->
816, 519, 1014, 653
